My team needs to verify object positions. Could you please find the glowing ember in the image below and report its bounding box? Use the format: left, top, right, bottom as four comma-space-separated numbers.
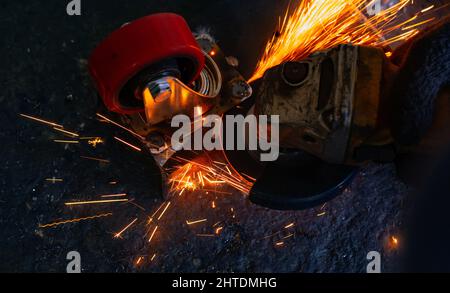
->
88, 137, 104, 147
249, 0, 441, 82
390, 235, 399, 248
392, 236, 398, 244
148, 202, 166, 224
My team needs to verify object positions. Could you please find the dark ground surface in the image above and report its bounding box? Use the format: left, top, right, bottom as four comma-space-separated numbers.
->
0, 0, 446, 273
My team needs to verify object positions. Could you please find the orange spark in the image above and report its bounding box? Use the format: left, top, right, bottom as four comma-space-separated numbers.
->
402, 17, 436, 31
225, 166, 232, 175
96, 113, 145, 140
19, 113, 64, 128
196, 234, 215, 237
80, 155, 110, 163
65, 198, 128, 206
100, 193, 127, 198
168, 157, 254, 196
249, 0, 440, 82
88, 137, 104, 147
148, 202, 166, 224
38, 212, 113, 228
203, 175, 226, 184
114, 136, 142, 152
114, 218, 138, 238
45, 177, 63, 183
186, 219, 207, 225
284, 222, 295, 229
215, 226, 223, 235
135, 256, 143, 266
54, 140, 79, 144
421, 5, 434, 13
128, 200, 146, 211
392, 236, 398, 244
157, 201, 171, 220
148, 226, 158, 243
390, 235, 399, 248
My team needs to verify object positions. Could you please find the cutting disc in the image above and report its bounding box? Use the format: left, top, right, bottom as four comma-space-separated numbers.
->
221, 90, 358, 210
